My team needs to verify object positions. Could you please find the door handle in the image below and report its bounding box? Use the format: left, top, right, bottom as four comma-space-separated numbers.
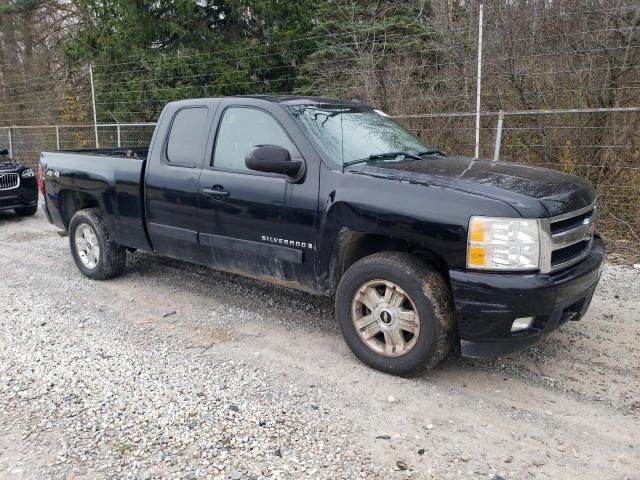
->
202, 186, 230, 198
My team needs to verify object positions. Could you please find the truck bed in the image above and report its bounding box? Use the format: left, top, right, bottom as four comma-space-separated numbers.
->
40, 148, 152, 252
58, 146, 149, 159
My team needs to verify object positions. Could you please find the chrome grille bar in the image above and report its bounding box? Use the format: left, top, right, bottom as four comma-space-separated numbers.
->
552, 223, 592, 249
541, 203, 598, 273
0, 173, 19, 190
540, 203, 597, 273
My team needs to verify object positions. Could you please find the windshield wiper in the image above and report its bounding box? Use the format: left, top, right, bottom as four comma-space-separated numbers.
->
344, 151, 423, 167
417, 149, 447, 157
369, 151, 424, 161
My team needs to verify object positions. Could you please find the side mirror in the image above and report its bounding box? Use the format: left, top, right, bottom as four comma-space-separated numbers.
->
0, 148, 8, 156
245, 145, 303, 178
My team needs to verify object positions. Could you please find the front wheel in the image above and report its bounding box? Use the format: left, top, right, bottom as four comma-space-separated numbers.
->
336, 252, 455, 375
68, 208, 126, 280
14, 205, 37, 217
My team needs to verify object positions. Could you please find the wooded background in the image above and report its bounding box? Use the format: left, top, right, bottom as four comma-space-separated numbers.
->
0, 0, 638, 244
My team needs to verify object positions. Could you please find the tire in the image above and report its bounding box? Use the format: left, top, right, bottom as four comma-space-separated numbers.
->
336, 252, 455, 375
68, 208, 126, 280
14, 205, 37, 217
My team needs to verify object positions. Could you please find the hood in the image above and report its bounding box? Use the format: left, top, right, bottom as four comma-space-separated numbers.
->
0, 158, 20, 171
349, 156, 596, 217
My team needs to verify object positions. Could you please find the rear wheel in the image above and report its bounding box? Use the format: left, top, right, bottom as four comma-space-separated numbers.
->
336, 252, 455, 375
69, 208, 126, 280
14, 205, 37, 217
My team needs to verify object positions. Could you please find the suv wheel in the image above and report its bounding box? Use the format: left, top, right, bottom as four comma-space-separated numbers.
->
336, 252, 455, 375
69, 208, 126, 280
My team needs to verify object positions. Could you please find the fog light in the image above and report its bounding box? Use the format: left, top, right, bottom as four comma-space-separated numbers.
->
511, 316, 535, 332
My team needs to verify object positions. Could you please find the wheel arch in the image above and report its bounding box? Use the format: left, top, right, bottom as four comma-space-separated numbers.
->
58, 189, 101, 229
325, 230, 450, 295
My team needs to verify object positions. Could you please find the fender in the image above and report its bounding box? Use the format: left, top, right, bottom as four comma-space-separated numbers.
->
314, 166, 521, 293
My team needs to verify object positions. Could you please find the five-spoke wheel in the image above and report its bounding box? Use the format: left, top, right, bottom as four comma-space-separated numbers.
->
352, 279, 420, 357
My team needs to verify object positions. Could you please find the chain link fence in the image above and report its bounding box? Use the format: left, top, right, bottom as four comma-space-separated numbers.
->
0, 127, 9, 154
0, 124, 156, 169
403, 107, 640, 242
1, 107, 638, 243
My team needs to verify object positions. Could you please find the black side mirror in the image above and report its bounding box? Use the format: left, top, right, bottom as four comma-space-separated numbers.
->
0, 148, 8, 156
245, 144, 303, 178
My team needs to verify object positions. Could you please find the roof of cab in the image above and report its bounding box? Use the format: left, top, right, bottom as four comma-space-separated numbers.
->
166, 95, 367, 108
233, 95, 365, 107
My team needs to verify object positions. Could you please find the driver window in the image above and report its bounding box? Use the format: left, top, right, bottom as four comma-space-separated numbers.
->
213, 107, 293, 172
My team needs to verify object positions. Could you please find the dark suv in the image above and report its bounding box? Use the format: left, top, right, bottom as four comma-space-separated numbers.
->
0, 147, 38, 217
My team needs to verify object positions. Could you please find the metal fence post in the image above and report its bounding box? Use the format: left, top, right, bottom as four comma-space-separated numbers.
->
117, 124, 121, 147
493, 111, 504, 161
55, 126, 60, 150
474, 3, 484, 158
8, 128, 12, 158
89, 63, 99, 148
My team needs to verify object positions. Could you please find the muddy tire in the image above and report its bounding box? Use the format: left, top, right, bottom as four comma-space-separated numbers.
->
69, 208, 126, 280
14, 205, 37, 217
336, 252, 455, 376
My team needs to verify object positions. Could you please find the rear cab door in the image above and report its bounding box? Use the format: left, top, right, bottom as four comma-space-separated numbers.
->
144, 99, 220, 263
197, 97, 321, 291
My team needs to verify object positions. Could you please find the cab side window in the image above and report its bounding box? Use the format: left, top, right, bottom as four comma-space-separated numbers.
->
166, 107, 209, 167
213, 107, 293, 172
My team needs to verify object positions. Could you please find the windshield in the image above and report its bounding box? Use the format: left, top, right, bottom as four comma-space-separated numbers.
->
287, 104, 436, 166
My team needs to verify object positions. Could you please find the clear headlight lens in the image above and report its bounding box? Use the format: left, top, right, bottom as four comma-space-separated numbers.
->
21, 168, 35, 178
467, 217, 540, 270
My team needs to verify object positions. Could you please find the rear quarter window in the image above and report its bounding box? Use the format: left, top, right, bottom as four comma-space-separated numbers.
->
166, 107, 209, 167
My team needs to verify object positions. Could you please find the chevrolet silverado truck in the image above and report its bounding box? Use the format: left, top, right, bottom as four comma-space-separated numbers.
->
0, 147, 38, 216
40, 96, 604, 375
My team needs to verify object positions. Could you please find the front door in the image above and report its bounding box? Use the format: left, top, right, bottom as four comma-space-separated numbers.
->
197, 103, 318, 290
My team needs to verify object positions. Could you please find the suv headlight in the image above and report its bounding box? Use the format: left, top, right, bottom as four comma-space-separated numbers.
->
467, 217, 540, 270
21, 168, 35, 178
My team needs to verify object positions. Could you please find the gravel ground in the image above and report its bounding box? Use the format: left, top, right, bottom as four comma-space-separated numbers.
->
0, 208, 639, 480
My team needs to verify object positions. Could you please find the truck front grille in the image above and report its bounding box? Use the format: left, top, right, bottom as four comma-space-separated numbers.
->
544, 204, 597, 272
0, 173, 19, 190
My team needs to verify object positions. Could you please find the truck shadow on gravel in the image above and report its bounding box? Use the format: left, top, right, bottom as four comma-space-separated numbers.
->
106, 250, 639, 418
122, 253, 559, 370
124, 251, 337, 324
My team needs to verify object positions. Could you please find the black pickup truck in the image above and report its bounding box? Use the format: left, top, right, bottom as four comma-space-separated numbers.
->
0, 147, 38, 216
40, 96, 604, 374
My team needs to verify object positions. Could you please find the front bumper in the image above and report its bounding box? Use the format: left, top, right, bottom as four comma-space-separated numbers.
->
0, 190, 38, 211
450, 235, 604, 358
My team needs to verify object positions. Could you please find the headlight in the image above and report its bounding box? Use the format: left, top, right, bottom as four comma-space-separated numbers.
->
467, 217, 540, 270
21, 168, 35, 178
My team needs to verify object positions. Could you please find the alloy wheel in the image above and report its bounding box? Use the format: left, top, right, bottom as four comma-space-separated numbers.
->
351, 279, 421, 357
74, 223, 100, 269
